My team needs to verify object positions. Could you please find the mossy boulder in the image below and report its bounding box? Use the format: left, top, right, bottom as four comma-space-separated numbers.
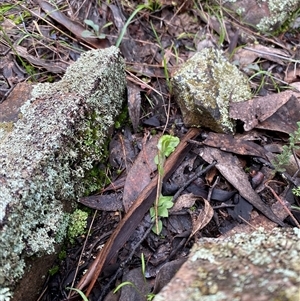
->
171, 48, 251, 133
0, 46, 126, 300
155, 227, 300, 301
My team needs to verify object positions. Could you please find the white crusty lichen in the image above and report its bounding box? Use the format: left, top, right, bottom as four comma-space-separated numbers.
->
256, 0, 300, 33
0, 129, 5, 142
0, 287, 12, 301
194, 227, 300, 299
0, 46, 126, 296
256, 0, 299, 32
155, 227, 300, 301
221, 0, 299, 33
171, 48, 251, 133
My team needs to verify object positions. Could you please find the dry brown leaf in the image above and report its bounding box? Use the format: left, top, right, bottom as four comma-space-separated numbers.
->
200, 146, 284, 226
0, 82, 32, 123
188, 197, 214, 241
170, 193, 198, 213
14, 45, 68, 73
122, 134, 159, 212
205, 166, 218, 185
289, 82, 300, 91
127, 82, 141, 133
229, 90, 298, 131
284, 69, 300, 83
234, 44, 290, 67
38, 1, 108, 49
202, 132, 268, 159
79, 193, 123, 211
163, 9, 199, 36
255, 94, 300, 134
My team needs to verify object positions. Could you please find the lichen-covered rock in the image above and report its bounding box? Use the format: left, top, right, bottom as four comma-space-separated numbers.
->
154, 227, 300, 301
0, 46, 126, 298
171, 48, 251, 133
219, 0, 299, 33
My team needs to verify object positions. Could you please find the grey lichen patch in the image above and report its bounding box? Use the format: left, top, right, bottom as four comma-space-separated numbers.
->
220, 0, 299, 36
256, 0, 299, 33
155, 227, 300, 301
171, 48, 251, 133
0, 46, 126, 294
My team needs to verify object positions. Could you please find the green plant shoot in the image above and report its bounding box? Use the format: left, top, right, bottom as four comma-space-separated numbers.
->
115, 3, 161, 48
66, 287, 89, 301
113, 253, 155, 300
82, 19, 112, 39
154, 135, 180, 174
114, 281, 138, 293
152, 135, 180, 234
272, 121, 300, 173
273, 121, 300, 196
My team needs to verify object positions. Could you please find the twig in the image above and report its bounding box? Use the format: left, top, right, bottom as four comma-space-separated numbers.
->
208, 175, 219, 227
126, 70, 163, 97
162, 95, 171, 134
243, 46, 300, 64
155, 160, 163, 234
172, 161, 217, 202
238, 215, 258, 230
265, 180, 300, 228
207, 175, 219, 202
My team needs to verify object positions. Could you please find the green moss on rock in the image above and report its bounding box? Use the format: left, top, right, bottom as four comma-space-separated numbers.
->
67, 209, 88, 244
0, 46, 126, 296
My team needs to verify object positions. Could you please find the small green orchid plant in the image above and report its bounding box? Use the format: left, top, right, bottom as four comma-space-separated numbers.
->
151, 135, 180, 234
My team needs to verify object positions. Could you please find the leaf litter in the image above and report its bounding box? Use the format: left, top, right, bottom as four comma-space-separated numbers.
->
1, 0, 300, 300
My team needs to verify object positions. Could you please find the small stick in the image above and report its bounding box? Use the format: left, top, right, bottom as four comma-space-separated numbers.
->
265, 180, 300, 228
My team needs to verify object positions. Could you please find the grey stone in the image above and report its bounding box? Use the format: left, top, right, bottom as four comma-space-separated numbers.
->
0, 46, 126, 300
171, 48, 251, 133
154, 227, 300, 301
219, 0, 299, 33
